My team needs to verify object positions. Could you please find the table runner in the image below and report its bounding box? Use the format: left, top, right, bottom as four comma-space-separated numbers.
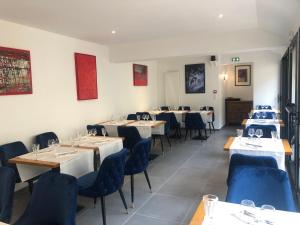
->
229, 137, 285, 170
127, 121, 165, 138
101, 120, 135, 137
16, 146, 94, 181
200, 201, 300, 225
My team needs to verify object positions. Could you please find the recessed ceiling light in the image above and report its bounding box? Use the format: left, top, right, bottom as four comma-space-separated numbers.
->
218, 14, 224, 19
111, 30, 116, 35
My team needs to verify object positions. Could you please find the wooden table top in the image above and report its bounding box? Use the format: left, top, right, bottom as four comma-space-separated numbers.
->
224, 136, 292, 155
189, 201, 205, 225
0, 222, 9, 225
241, 119, 285, 127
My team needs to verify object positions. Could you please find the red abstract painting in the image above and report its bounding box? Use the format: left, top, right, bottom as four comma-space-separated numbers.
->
133, 64, 148, 86
74, 53, 98, 100
0, 46, 32, 96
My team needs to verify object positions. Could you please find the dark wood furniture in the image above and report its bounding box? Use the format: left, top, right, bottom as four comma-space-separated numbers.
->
225, 100, 253, 125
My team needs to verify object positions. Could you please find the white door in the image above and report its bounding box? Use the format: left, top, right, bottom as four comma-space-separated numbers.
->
164, 71, 180, 107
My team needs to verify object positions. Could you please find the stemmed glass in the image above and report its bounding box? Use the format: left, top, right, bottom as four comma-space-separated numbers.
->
248, 128, 255, 139
153, 115, 156, 121
260, 205, 275, 224
271, 131, 278, 141
241, 199, 257, 224
32, 144, 40, 160
203, 194, 218, 224
236, 129, 243, 141
137, 115, 141, 121
92, 128, 97, 136
48, 139, 55, 148
255, 129, 263, 141
102, 128, 107, 137
142, 114, 146, 120
262, 112, 267, 119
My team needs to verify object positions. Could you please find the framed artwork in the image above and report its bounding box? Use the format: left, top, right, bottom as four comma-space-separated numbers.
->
235, 65, 251, 86
74, 53, 98, 100
185, 63, 205, 93
133, 64, 148, 86
0, 46, 32, 96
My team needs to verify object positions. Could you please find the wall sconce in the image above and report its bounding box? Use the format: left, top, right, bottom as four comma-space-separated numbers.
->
222, 73, 228, 81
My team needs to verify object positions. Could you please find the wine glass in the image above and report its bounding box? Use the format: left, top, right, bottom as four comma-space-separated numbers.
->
102, 128, 107, 137
203, 194, 218, 224
255, 129, 263, 140
153, 115, 156, 121
262, 112, 267, 119
92, 129, 97, 136
137, 115, 141, 121
248, 128, 255, 139
241, 199, 256, 224
260, 205, 275, 224
271, 131, 278, 141
32, 144, 40, 160
236, 129, 243, 141
48, 139, 54, 148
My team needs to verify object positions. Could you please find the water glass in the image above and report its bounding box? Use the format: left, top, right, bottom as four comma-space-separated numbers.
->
102, 128, 107, 137
48, 139, 54, 148
137, 115, 141, 121
32, 144, 40, 160
260, 205, 275, 224
255, 129, 263, 140
248, 128, 255, 139
153, 115, 156, 121
203, 194, 218, 222
241, 199, 256, 224
92, 128, 97, 136
271, 131, 278, 141
236, 129, 243, 141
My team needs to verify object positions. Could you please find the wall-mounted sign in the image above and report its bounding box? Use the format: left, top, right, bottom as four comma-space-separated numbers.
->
232, 57, 240, 62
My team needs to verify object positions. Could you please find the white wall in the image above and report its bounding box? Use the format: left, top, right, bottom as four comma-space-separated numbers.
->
0, 19, 158, 148
157, 56, 224, 129
222, 63, 253, 101
220, 50, 282, 108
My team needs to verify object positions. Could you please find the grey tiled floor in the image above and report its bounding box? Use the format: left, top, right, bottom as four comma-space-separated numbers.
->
12, 127, 234, 225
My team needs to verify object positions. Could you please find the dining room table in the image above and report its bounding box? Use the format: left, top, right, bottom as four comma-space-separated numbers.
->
189, 200, 300, 225
241, 118, 284, 137
223, 136, 292, 170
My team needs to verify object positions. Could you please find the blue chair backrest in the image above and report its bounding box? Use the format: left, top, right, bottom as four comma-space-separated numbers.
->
127, 114, 137, 120
166, 112, 179, 129
257, 105, 272, 110
0, 141, 28, 183
0, 167, 15, 223
87, 125, 107, 136
117, 126, 142, 149
156, 113, 171, 134
252, 112, 275, 119
183, 106, 191, 110
136, 112, 152, 120
125, 138, 151, 175
243, 124, 277, 138
226, 166, 296, 212
160, 106, 169, 111
227, 154, 278, 185
14, 171, 78, 225
35, 132, 58, 149
93, 149, 128, 196
185, 113, 205, 130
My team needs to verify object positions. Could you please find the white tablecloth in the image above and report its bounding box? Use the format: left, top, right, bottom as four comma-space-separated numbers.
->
252, 109, 280, 114
229, 137, 285, 170
74, 136, 123, 163
101, 120, 135, 137
16, 146, 94, 182
245, 119, 281, 136
127, 121, 165, 138
201, 201, 300, 225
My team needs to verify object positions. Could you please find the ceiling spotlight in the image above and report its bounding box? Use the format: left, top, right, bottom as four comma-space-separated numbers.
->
111, 30, 116, 35
218, 14, 224, 18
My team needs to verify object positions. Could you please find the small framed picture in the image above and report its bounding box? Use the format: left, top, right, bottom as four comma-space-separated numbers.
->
235, 65, 251, 86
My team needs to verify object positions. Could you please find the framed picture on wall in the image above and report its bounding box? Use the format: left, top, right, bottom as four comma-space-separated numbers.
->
133, 64, 148, 86
235, 65, 251, 86
185, 63, 205, 93
0, 46, 33, 96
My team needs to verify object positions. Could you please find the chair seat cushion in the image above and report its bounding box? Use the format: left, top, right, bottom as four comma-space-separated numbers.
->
78, 171, 97, 191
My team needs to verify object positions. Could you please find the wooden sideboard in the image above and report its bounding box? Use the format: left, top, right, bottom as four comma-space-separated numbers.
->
225, 100, 253, 125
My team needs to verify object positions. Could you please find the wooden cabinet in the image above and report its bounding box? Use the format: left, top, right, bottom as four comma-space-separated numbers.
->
226, 100, 253, 125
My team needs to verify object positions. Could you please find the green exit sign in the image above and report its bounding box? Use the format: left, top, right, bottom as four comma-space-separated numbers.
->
232, 57, 240, 62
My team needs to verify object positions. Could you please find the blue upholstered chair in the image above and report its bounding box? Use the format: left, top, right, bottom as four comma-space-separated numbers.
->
125, 138, 152, 207
0, 142, 35, 192
0, 167, 15, 223
243, 124, 277, 138
127, 114, 137, 120
227, 154, 278, 186
226, 166, 296, 211
153, 113, 171, 155
35, 132, 58, 149
257, 105, 272, 110
160, 106, 169, 111
118, 126, 143, 150
168, 112, 181, 138
14, 171, 78, 225
185, 113, 207, 140
252, 112, 275, 119
78, 149, 128, 225
200, 106, 215, 133
136, 112, 152, 120
87, 124, 108, 136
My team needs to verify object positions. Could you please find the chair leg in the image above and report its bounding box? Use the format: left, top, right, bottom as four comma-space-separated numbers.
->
212, 122, 215, 132
185, 129, 188, 140
159, 136, 164, 156
190, 130, 192, 139
166, 135, 171, 147
27, 180, 33, 194
204, 129, 207, 139
94, 197, 97, 208
152, 136, 156, 147
118, 189, 128, 214
100, 196, 106, 225
130, 175, 135, 208
144, 170, 152, 192
208, 122, 212, 134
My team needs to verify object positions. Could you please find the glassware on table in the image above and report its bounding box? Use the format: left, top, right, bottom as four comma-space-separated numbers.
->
32, 144, 40, 160
203, 194, 218, 223
102, 128, 107, 137
255, 129, 263, 140
271, 131, 278, 141
248, 113, 252, 120
48, 139, 54, 148
153, 115, 156, 121
92, 128, 97, 136
260, 205, 275, 224
262, 112, 267, 119
236, 129, 243, 141
137, 115, 141, 121
248, 128, 255, 139
240, 199, 257, 224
